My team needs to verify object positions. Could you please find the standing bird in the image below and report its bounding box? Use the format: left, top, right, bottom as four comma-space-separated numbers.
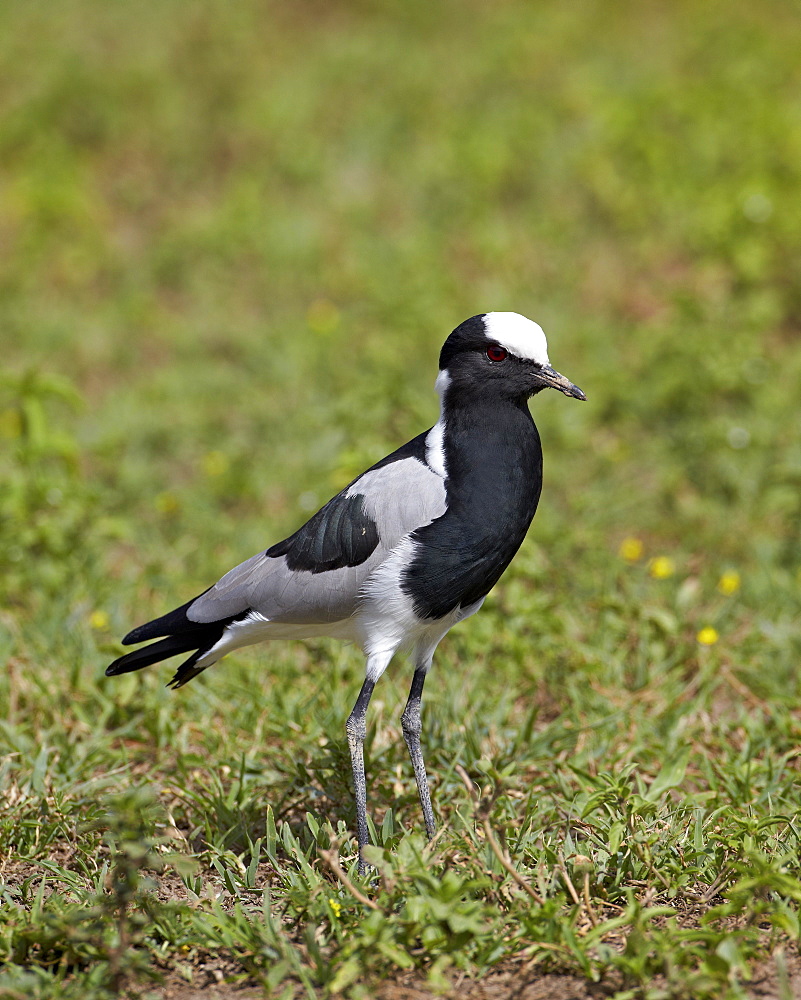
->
107, 312, 585, 867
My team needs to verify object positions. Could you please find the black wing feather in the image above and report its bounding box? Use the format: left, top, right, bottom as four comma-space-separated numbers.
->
265, 492, 379, 573
263, 431, 428, 574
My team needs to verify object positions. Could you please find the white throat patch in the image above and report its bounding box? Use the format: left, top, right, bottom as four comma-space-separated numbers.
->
425, 370, 450, 478
483, 312, 550, 366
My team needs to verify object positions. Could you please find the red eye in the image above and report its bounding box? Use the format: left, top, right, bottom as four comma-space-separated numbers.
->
486, 345, 507, 362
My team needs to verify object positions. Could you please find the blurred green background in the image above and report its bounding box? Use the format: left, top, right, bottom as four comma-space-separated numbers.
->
3, 0, 801, 609
3, 0, 801, 612
2, 0, 801, 995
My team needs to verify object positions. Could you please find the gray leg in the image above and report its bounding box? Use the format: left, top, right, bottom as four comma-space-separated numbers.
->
401, 666, 437, 841
346, 677, 375, 873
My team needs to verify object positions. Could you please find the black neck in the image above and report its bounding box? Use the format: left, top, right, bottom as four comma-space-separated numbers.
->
441, 394, 542, 520
402, 393, 543, 620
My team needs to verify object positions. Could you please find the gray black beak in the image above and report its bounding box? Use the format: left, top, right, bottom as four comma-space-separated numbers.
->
537, 365, 587, 401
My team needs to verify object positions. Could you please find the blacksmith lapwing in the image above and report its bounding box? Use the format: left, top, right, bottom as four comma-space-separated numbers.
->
107, 312, 585, 867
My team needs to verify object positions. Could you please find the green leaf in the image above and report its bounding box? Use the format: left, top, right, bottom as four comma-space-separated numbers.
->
376, 940, 415, 969
327, 957, 363, 994
646, 747, 691, 801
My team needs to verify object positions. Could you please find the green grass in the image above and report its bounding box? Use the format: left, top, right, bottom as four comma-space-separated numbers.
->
2, 0, 801, 997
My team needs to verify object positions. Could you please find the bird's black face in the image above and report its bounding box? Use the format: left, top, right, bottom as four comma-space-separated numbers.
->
438, 313, 586, 403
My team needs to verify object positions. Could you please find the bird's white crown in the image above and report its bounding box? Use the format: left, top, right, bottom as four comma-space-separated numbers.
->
483, 312, 550, 366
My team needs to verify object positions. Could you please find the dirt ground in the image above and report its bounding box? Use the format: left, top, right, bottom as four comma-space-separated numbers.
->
153, 947, 801, 1000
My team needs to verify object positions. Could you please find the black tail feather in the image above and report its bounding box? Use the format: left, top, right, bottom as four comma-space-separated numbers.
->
122, 589, 212, 645
106, 633, 211, 677
108, 606, 250, 686
166, 650, 210, 689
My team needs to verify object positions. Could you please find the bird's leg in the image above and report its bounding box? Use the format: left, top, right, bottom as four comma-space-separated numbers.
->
346, 677, 376, 873
401, 665, 437, 841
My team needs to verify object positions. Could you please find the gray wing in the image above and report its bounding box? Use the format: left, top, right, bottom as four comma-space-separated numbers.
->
187, 455, 446, 626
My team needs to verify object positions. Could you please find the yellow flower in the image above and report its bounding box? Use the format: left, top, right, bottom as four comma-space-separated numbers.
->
717, 570, 740, 596
649, 556, 675, 579
89, 610, 109, 630
328, 898, 342, 918
202, 450, 229, 478
619, 537, 644, 562
697, 627, 719, 646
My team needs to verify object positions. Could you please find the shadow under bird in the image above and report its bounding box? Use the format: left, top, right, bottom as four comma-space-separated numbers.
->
107, 312, 585, 869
